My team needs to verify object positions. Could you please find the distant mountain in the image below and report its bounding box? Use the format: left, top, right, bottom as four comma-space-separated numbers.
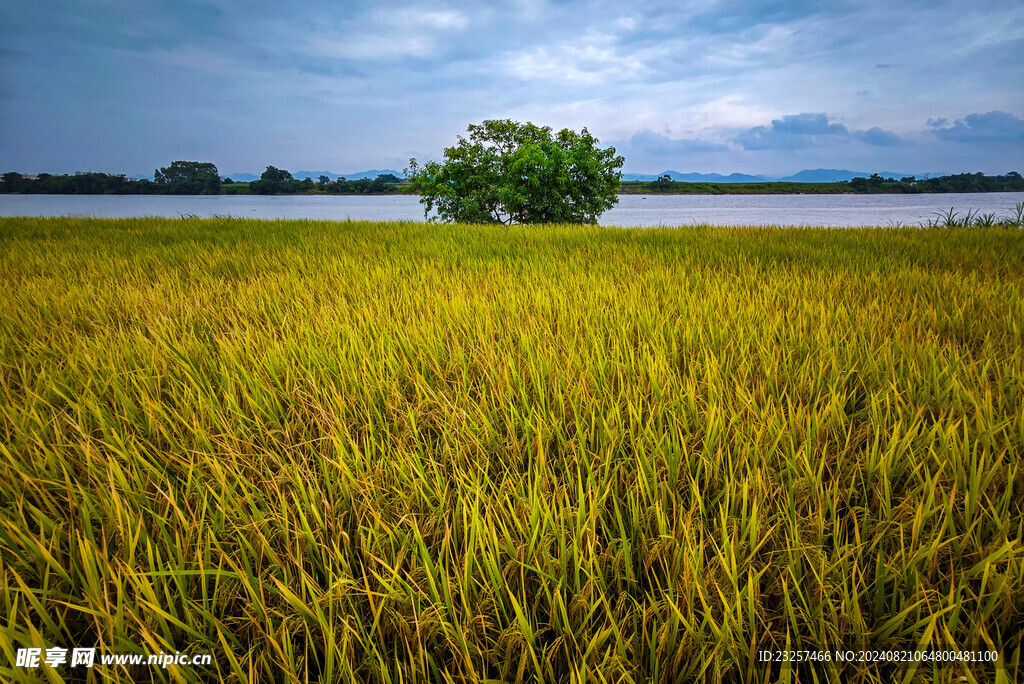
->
623, 168, 942, 183
209, 167, 955, 184
292, 169, 406, 181
291, 171, 340, 181
774, 168, 913, 183
622, 170, 768, 182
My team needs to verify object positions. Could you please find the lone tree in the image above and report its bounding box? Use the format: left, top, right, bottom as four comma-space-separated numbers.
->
251, 166, 293, 195
154, 161, 221, 194
406, 119, 624, 224
652, 173, 675, 190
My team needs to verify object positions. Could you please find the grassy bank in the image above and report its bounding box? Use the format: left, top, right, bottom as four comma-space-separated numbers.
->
1, 217, 1022, 682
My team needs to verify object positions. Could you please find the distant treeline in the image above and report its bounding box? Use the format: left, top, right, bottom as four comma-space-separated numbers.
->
4, 163, 1023, 196
0, 162, 406, 195
238, 166, 405, 195
622, 172, 1024, 194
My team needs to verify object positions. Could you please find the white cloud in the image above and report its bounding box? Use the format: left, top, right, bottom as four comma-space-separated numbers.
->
503, 33, 645, 86
409, 9, 469, 30
512, 0, 547, 21
305, 8, 469, 61
701, 24, 795, 69
684, 96, 778, 130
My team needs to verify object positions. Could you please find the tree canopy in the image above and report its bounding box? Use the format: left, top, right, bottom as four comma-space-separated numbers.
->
154, 161, 220, 194
406, 120, 624, 224
250, 166, 294, 194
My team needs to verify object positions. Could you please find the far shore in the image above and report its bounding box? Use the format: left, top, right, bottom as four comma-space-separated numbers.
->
3, 187, 1024, 197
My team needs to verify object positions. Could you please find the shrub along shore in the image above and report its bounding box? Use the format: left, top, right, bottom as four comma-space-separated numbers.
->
1, 217, 1022, 682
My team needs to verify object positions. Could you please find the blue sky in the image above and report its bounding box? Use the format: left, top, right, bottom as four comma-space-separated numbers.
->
1, 0, 1022, 176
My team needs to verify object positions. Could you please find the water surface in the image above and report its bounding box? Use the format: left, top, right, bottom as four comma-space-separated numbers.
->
2, 192, 1021, 227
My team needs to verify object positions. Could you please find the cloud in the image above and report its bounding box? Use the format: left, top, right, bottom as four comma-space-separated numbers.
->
614, 16, 637, 32
503, 33, 645, 86
686, 0, 831, 35
413, 10, 469, 30
929, 111, 1024, 143
306, 8, 470, 61
629, 130, 728, 153
852, 127, 904, 146
701, 24, 798, 69
769, 113, 847, 135
3, 0, 1023, 176
734, 113, 907, 150
734, 113, 848, 150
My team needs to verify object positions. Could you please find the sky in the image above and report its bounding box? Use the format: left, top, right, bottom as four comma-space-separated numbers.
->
1, 0, 1022, 177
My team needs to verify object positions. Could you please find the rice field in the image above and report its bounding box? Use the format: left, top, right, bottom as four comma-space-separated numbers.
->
0, 216, 1022, 683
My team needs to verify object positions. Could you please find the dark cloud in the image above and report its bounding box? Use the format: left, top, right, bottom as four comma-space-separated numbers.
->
735, 114, 908, 150
768, 113, 847, 135
852, 127, 903, 146
734, 113, 848, 150
630, 130, 728, 153
929, 111, 1024, 143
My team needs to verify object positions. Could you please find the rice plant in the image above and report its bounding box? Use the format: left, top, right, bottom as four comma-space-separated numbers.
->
923, 204, 1024, 230
974, 212, 998, 228
0, 217, 1022, 683
1005, 201, 1024, 229
934, 207, 961, 228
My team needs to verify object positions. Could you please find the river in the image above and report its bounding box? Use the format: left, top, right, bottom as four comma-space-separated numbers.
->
1, 192, 1022, 227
